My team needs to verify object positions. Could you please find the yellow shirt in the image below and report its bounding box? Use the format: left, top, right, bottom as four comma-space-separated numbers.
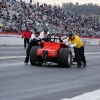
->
67, 35, 84, 48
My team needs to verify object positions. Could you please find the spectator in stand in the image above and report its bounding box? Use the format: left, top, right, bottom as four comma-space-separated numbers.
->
30, 0, 32, 3
0, 0, 100, 37
22, 28, 32, 49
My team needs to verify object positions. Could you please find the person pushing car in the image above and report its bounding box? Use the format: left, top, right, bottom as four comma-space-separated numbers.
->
63, 33, 86, 68
24, 29, 41, 63
24, 28, 51, 64
40, 28, 50, 42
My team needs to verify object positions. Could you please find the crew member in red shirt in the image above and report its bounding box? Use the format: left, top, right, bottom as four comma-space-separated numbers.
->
22, 28, 32, 48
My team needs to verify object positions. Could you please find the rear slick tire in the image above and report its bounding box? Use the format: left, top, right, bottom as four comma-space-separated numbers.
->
58, 48, 72, 68
30, 46, 42, 66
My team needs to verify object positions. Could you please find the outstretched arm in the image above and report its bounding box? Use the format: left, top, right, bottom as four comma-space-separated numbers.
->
62, 39, 70, 46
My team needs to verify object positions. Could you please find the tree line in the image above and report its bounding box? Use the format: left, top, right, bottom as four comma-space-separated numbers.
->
62, 2, 100, 16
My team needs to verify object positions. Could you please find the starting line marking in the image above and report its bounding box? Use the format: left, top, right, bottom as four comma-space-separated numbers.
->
61, 89, 100, 100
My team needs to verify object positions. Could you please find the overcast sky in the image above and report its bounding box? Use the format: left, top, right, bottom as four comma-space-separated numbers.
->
23, 0, 100, 5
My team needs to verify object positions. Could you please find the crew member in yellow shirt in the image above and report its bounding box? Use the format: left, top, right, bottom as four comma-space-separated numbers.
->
63, 33, 86, 68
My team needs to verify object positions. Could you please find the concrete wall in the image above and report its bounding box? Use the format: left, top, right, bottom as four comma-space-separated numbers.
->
0, 34, 100, 45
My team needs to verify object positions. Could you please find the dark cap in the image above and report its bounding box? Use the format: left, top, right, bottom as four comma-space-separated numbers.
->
35, 30, 40, 34
34, 28, 37, 32
44, 28, 48, 32
68, 33, 73, 39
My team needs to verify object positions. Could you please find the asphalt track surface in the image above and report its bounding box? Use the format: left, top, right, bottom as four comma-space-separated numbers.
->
0, 45, 100, 100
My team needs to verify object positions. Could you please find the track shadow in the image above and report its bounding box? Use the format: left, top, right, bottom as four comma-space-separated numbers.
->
29, 62, 78, 69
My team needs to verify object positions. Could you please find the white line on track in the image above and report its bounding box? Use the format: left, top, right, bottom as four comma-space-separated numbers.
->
0, 63, 24, 68
85, 52, 100, 54
0, 52, 100, 60
0, 55, 25, 60
61, 89, 100, 100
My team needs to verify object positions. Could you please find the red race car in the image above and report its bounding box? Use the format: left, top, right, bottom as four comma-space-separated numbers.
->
30, 34, 75, 68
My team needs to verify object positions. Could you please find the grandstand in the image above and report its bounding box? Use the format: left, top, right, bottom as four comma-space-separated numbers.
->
0, 0, 100, 37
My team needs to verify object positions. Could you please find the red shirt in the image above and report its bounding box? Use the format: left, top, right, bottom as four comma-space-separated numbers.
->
22, 31, 32, 39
